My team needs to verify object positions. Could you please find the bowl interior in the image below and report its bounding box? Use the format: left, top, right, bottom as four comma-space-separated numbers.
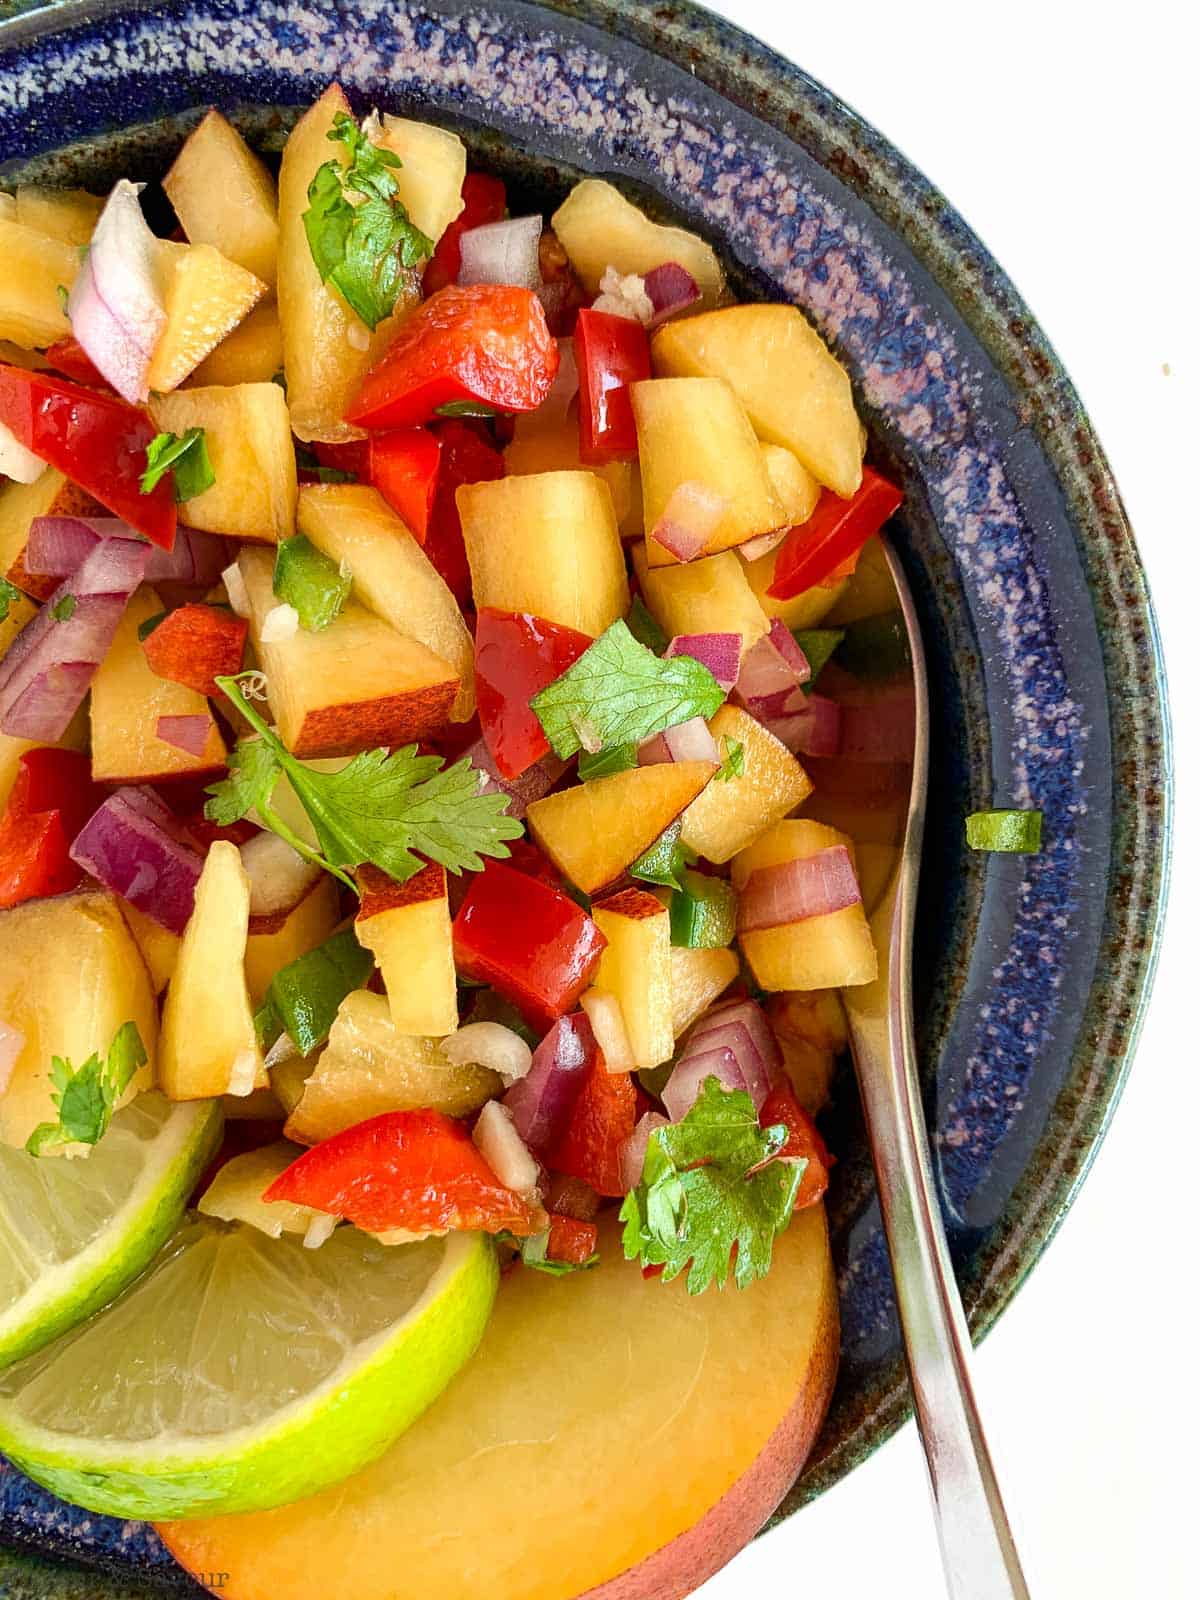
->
0, 1, 1170, 1593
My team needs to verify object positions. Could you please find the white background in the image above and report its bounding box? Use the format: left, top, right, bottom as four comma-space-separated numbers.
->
697, 4, 1196, 1597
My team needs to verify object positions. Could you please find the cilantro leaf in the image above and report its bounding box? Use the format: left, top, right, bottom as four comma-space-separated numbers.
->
498, 1229, 600, 1276
141, 429, 215, 501
531, 619, 726, 761
206, 674, 523, 889
303, 113, 433, 331
716, 737, 744, 782
619, 1078, 802, 1293
629, 819, 688, 891
25, 1022, 147, 1156
0, 577, 23, 623
50, 594, 77, 622
626, 596, 668, 656
577, 742, 638, 782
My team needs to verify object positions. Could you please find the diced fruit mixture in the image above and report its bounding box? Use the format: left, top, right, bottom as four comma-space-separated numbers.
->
0, 89, 986, 1532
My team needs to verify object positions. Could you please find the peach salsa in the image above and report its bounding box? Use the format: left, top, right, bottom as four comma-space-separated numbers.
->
0, 84, 924, 1591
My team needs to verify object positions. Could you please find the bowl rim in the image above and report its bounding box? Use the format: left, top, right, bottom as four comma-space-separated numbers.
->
0, 0, 1173, 1583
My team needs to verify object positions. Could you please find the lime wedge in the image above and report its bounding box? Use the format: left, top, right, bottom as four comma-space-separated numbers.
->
0, 1220, 497, 1519
0, 1092, 221, 1369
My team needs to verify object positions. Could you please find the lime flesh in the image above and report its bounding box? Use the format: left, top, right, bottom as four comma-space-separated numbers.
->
0, 1093, 222, 1369
0, 1219, 498, 1519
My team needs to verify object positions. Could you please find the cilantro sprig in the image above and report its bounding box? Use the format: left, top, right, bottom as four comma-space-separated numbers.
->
141, 428, 214, 502
716, 736, 744, 782
620, 1078, 802, 1293
303, 113, 433, 331
25, 1022, 147, 1157
531, 619, 726, 762
205, 673, 523, 890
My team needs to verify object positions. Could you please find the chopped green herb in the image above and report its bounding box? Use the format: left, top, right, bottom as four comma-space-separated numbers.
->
835, 611, 910, 681
965, 809, 1043, 854
50, 594, 77, 622
295, 444, 357, 484
25, 1022, 147, 1157
625, 595, 668, 656
433, 400, 500, 419
630, 820, 688, 892
206, 674, 523, 890
259, 928, 374, 1055
0, 577, 23, 623
715, 736, 744, 782
791, 627, 845, 688
498, 1229, 600, 1275
137, 610, 169, 642
577, 742, 639, 782
273, 534, 353, 631
140, 428, 215, 502
669, 868, 737, 949
303, 112, 433, 331
56, 283, 69, 313
531, 618, 725, 761
619, 1077, 801, 1293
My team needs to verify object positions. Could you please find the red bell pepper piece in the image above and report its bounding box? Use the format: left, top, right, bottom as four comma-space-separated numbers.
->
759, 1082, 832, 1209
423, 171, 508, 296
346, 284, 560, 431
141, 604, 248, 699
546, 1212, 599, 1265
43, 337, 112, 391
452, 859, 606, 1031
0, 365, 176, 550
767, 467, 902, 601
474, 608, 593, 780
547, 1055, 637, 1198
263, 1108, 542, 1235
574, 308, 651, 465
0, 748, 100, 908
423, 419, 504, 606
308, 440, 370, 480
367, 428, 442, 543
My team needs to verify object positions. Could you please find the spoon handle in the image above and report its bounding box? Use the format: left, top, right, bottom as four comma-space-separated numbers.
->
851, 920, 1032, 1600
845, 538, 1031, 1599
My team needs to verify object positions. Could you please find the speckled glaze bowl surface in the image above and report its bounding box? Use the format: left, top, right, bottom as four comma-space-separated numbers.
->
0, 0, 1171, 1594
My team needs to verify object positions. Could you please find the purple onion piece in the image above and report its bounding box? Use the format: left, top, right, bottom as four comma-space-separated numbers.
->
690, 999, 784, 1087
503, 1013, 595, 1155
662, 1046, 745, 1122
618, 1111, 669, 1193
70, 789, 204, 935
737, 847, 862, 934
665, 632, 740, 693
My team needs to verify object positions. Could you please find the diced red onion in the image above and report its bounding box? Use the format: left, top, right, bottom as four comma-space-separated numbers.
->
737, 846, 862, 934
467, 738, 566, 822
683, 1020, 772, 1108
763, 693, 842, 757
443, 1021, 533, 1085
458, 215, 543, 292
663, 716, 720, 764
838, 689, 918, 762
641, 262, 701, 327
579, 989, 636, 1073
661, 1045, 745, 1122
0, 1020, 25, 1096
503, 1012, 594, 1156
0, 536, 148, 741
26, 517, 227, 588
543, 1172, 601, 1221
636, 731, 672, 767
689, 999, 784, 1096
649, 481, 726, 562
618, 1110, 669, 1192
67, 181, 166, 404
222, 560, 251, 619
472, 1100, 541, 1200
734, 620, 811, 721
240, 831, 321, 917
156, 713, 212, 758
0, 421, 45, 484
665, 632, 740, 692
738, 528, 787, 563
70, 787, 204, 935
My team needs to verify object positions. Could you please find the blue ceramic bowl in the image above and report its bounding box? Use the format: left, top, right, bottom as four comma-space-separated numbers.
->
0, 1, 1171, 1594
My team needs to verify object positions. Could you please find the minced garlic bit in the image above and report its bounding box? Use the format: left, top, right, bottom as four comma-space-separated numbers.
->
592, 265, 655, 326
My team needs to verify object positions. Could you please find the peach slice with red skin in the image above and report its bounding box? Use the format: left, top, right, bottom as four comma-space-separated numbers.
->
158, 1206, 838, 1600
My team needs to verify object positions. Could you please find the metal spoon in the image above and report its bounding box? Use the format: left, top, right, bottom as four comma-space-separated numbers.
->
839, 539, 1032, 1600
